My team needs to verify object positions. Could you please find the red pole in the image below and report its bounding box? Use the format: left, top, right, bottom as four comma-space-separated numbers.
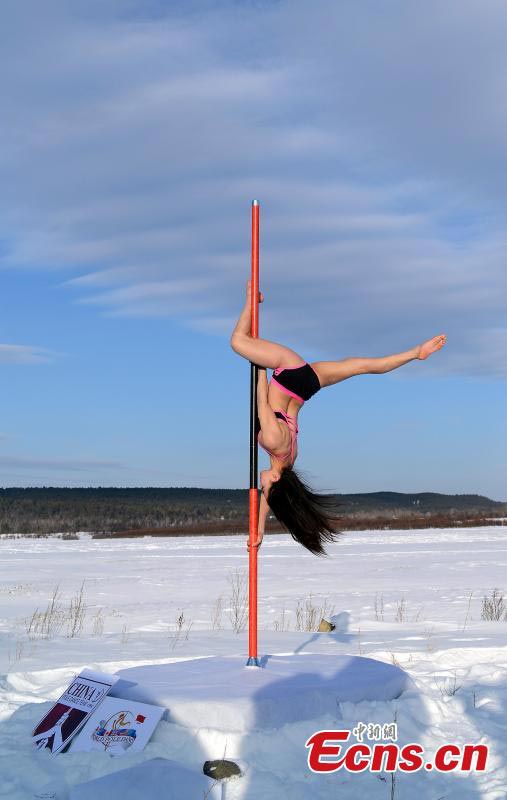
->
246, 200, 260, 667
251, 201, 259, 340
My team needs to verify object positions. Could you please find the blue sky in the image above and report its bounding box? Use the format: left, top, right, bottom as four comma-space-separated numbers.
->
0, 1, 506, 499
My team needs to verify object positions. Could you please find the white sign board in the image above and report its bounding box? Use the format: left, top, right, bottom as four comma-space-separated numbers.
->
70, 696, 165, 756
32, 668, 118, 755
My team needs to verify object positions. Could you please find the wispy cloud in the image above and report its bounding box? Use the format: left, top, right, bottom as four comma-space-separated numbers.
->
0, 455, 128, 473
76, 277, 216, 317
0, 344, 54, 364
0, 455, 219, 486
187, 316, 236, 335
0, 2, 506, 375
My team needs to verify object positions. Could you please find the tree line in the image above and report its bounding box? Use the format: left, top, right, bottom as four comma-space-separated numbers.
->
0, 488, 504, 536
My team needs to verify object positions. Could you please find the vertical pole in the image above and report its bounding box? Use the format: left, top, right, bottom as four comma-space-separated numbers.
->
246, 199, 260, 668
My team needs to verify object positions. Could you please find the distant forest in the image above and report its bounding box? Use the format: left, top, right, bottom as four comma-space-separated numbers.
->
0, 488, 505, 536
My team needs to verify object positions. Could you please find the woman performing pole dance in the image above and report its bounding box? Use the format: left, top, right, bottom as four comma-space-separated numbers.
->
231, 282, 447, 556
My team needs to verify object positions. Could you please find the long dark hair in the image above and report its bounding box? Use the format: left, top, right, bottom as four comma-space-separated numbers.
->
267, 466, 341, 556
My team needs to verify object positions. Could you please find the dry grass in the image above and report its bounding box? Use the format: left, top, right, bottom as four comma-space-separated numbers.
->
462, 590, 474, 631
169, 610, 193, 650
67, 581, 86, 638
227, 568, 248, 634
374, 592, 385, 622
273, 606, 290, 632
481, 588, 506, 621
424, 625, 436, 653
394, 597, 406, 623
436, 670, 462, 697
26, 585, 65, 638
295, 594, 335, 632
26, 582, 88, 639
211, 596, 224, 631
92, 608, 105, 636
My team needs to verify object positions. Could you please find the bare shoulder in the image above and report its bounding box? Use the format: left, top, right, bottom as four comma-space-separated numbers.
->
258, 399, 280, 433
259, 419, 285, 450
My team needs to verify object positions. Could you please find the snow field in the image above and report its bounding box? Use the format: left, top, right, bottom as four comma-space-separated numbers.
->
0, 527, 506, 798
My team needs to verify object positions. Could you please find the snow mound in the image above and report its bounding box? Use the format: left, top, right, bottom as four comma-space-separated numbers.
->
69, 757, 221, 800
113, 653, 413, 732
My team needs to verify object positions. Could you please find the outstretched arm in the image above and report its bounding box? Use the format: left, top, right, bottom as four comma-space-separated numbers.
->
257, 369, 280, 446
251, 492, 270, 549
259, 492, 270, 536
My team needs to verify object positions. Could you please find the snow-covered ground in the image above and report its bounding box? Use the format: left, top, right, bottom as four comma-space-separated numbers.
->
1, 527, 506, 799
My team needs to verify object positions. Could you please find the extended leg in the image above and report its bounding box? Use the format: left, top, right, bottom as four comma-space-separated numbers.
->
312, 335, 446, 388
230, 282, 304, 369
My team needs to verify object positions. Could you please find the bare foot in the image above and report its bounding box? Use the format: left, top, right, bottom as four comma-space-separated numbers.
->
246, 279, 264, 303
417, 334, 447, 360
